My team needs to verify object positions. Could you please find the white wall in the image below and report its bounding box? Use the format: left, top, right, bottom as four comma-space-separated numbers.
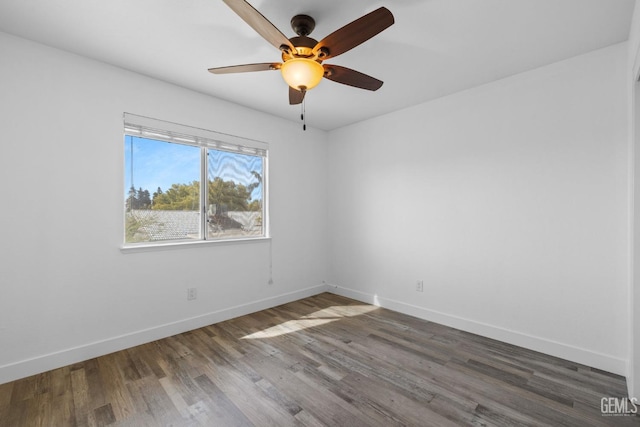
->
0, 32, 328, 384
327, 43, 629, 374
628, 0, 640, 399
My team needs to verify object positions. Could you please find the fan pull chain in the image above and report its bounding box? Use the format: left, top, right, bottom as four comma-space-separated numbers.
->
301, 96, 307, 131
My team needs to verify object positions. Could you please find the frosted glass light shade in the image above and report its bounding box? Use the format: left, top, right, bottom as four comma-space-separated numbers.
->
280, 58, 324, 91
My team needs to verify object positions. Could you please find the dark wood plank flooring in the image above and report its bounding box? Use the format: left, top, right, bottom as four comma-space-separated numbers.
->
0, 293, 637, 426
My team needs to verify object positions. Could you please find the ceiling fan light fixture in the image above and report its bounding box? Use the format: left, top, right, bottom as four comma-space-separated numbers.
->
280, 58, 324, 91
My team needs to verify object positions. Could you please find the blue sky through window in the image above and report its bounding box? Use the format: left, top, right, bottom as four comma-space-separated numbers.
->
124, 135, 263, 201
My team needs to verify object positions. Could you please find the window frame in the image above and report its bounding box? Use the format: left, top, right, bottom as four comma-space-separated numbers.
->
122, 113, 269, 251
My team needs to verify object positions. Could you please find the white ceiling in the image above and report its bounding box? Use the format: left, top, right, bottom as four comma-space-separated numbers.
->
0, 0, 635, 130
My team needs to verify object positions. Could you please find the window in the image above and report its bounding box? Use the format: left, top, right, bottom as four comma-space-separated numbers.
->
123, 114, 267, 246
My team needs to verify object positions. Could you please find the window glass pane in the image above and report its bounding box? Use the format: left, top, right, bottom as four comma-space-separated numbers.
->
207, 149, 264, 240
124, 135, 201, 244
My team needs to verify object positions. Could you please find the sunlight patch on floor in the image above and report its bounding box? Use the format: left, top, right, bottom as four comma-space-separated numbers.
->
242, 304, 378, 339
303, 304, 378, 319
242, 318, 336, 339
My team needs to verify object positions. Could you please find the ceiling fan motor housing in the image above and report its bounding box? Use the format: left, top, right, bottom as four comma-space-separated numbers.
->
283, 36, 318, 60
284, 15, 323, 60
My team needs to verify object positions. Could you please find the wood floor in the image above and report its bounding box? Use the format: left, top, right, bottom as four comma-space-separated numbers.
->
0, 293, 637, 426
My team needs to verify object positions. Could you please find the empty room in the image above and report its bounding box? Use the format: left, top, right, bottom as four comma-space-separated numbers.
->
1, 0, 640, 425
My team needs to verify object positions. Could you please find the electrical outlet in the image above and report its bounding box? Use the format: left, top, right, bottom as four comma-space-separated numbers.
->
187, 287, 197, 300
416, 280, 424, 292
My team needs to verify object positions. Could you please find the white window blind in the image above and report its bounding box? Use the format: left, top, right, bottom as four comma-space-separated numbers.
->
123, 113, 268, 157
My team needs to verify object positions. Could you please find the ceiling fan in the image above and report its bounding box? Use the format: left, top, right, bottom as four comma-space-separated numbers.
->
208, 0, 395, 105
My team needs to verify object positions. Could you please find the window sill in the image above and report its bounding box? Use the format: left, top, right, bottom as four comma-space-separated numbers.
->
120, 236, 271, 254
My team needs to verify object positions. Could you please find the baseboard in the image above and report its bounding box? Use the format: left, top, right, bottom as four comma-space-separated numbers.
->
327, 284, 627, 376
0, 284, 329, 385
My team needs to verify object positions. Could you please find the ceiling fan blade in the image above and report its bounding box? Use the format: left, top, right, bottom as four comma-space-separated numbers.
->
223, 0, 294, 52
208, 63, 281, 74
289, 87, 305, 105
323, 65, 383, 91
313, 7, 394, 60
